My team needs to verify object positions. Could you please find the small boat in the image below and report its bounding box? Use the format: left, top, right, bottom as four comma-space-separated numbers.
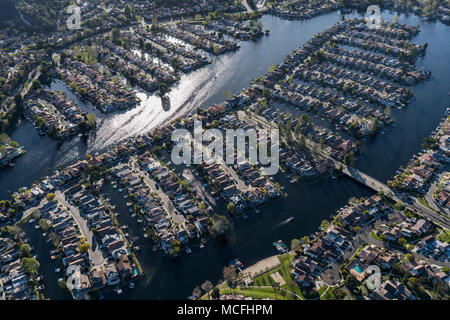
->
230, 258, 244, 269
273, 240, 288, 253
185, 247, 192, 254
9, 163, 15, 167
34, 225, 40, 229
287, 216, 294, 222
28, 218, 35, 224
54, 268, 60, 273
129, 282, 135, 289
254, 209, 260, 214
115, 288, 123, 295
199, 243, 205, 248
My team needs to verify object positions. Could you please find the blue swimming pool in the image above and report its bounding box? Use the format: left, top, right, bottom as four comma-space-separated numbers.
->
352, 265, 364, 274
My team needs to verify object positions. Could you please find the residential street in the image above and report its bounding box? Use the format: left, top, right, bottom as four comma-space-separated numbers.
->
130, 157, 186, 226
424, 170, 449, 215
54, 191, 105, 267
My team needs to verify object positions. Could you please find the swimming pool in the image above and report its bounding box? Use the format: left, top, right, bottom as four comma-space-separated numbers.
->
352, 265, 365, 274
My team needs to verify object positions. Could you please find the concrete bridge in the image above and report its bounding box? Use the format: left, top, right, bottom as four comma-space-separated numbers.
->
246, 111, 450, 228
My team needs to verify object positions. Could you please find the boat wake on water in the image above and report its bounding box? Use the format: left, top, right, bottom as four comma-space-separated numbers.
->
273, 216, 295, 228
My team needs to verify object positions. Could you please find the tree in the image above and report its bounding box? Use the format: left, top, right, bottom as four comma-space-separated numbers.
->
332, 287, 347, 300
22, 257, 40, 275
20, 243, 32, 258
384, 106, 392, 117
343, 152, 354, 166
394, 200, 404, 211
226, 202, 236, 215
111, 28, 121, 44
34, 116, 45, 128
223, 266, 236, 281
14, 94, 23, 107
301, 236, 310, 245
301, 113, 310, 123
211, 287, 220, 300
87, 114, 96, 127
422, 137, 438, 150
192, 286, 202, 298
36, 219, 48, 233
46, 193, 56, 201
212, 214, 231, 233
398, 238, 408, 249
201, 280, 213, 299
124, 4, 135, 20
290, 238, 300, 251
262, 88, 270, 100
78, 243, 91, 254
170, 240, 181, 256
370, 118, 381, 136
315, 50, 325, 62
69, 81, 78, 91
294, 123, 301, 135
31, 79, 41, 90
78, 114, 96, 134
320, 219, 330, 232
158, 82, 170, 96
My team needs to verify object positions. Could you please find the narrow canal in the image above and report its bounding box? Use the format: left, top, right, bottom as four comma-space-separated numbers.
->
1, 10, 449, 299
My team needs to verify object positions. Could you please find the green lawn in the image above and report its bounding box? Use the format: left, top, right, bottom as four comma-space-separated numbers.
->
219, 287, 291, 300
320, 287, 335, 300
417, 197, 433, 210
217, 254, 308, 300
370, 231, 385, 242
438, 229, 450, 243
318, 285, 328, 296
251, 253, 305, 300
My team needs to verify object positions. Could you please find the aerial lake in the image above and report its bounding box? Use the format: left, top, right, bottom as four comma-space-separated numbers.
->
2, 9, 450, 299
